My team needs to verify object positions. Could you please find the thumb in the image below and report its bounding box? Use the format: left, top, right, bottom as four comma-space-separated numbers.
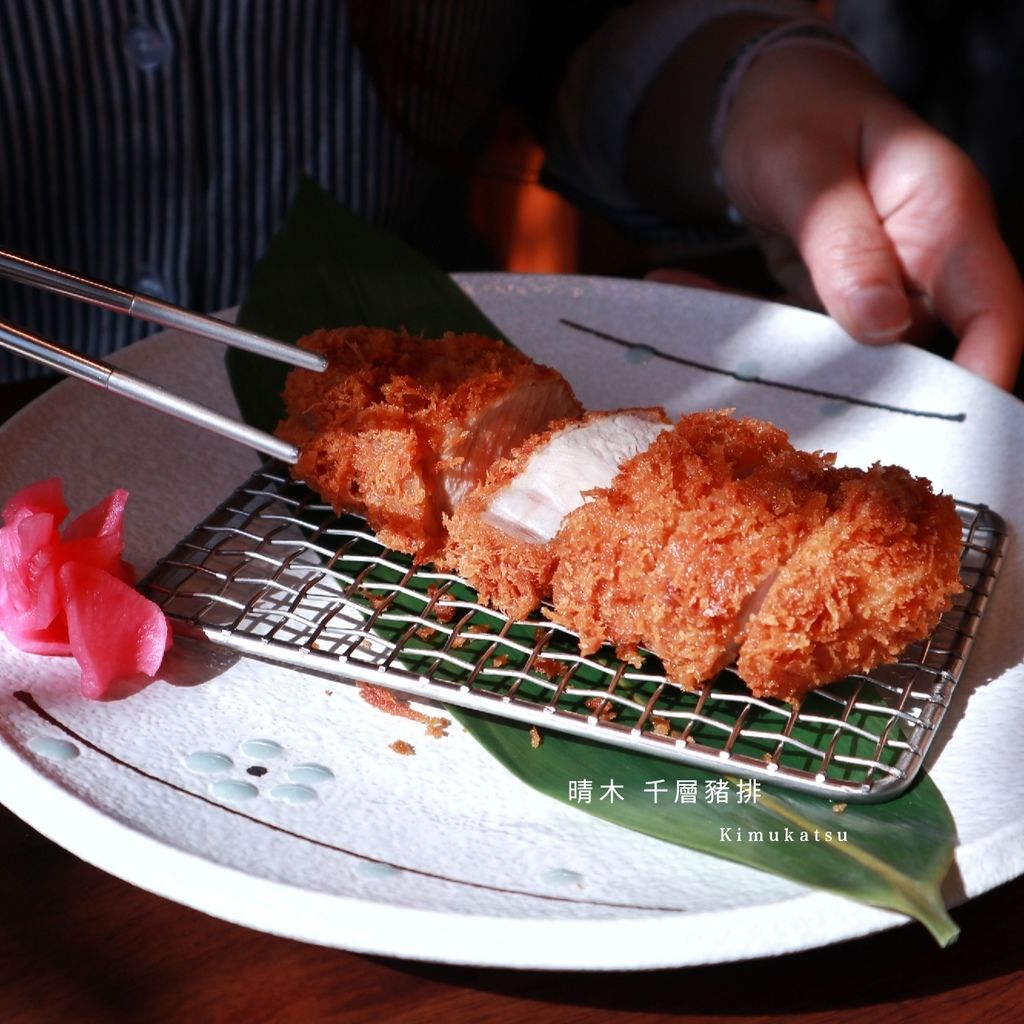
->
791, 179, 913, 344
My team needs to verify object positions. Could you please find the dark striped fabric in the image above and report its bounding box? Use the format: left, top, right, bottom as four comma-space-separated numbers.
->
0, 0, 533, 379
0, 0, 816, 381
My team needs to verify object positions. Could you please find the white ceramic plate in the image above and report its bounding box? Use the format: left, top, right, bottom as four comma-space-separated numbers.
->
1, 275, 1021, 970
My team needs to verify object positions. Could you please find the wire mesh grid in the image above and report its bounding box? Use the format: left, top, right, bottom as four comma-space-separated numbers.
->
140, 462, 1007, 803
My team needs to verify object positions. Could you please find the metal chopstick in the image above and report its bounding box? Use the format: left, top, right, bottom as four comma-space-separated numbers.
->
0, 319, 299, 464
0, 247, 326, 373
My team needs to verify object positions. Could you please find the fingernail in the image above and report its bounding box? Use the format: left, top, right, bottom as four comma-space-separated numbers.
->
848, 285, 913, 340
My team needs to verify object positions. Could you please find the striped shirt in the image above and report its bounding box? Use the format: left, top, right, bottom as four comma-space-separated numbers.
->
0, 0, 811, 380
0, 0, 536, 378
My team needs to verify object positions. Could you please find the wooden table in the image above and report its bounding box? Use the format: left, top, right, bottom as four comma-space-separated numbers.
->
1, 378, 1021, 1023
0, 804, 1021, 1024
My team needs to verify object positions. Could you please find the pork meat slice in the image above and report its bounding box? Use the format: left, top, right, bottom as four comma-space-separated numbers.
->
276, 327, 582, 560
547, 411, 835, 690
547, 411, 963, 703
441, 408, 670, 620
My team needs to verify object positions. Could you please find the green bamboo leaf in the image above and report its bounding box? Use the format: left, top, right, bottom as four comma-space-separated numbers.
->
455, 710, 958, 945
230, 176, 503, 434
226, 178, 960, 944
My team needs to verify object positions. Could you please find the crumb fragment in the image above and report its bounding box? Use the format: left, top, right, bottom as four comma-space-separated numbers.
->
357, 682, 451, 738
585, 696, 617, 721
426, 585, 455, 623
491, 654, 509, 669
532, 657, 562, 679
356, 587, 389, 609
650, 716, 671, 736
832, 802, 847, 814
452, 623, 496, 649
415, 626, 437, 641
424, 717, 448, 739
529, 726, 542, 749
390, 740, 415, 756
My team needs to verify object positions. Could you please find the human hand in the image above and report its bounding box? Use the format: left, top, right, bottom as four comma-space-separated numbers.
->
717, 44, 1024, 390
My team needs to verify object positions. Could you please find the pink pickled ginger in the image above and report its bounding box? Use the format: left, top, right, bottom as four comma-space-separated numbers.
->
59, 563, 170, 700
0, 478, 171, 698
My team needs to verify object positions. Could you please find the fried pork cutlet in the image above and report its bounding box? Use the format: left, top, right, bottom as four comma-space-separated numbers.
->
440, 408, 670, 619
546, 411, 962, 703
278, 329, 963, 702
547, 411, 836, 691
276, 327, 582, 560
736, 463, 964, 701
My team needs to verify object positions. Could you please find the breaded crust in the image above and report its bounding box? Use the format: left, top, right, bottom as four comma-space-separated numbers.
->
438, 416, 579, 621
547, 411, 835, 690
737, 464, 964, 702
276, 327, 581, 559
279, 329, 964, 704
440, 409, 669, 620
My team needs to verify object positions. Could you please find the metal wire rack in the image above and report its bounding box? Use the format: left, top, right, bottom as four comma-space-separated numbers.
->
140, 462, 1007, 803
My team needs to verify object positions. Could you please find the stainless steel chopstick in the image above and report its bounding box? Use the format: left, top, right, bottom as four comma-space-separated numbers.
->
0, 320, 299, 464
0, 247, 326, 373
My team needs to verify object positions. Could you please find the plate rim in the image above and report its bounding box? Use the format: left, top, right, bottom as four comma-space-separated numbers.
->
1, 271, 1021, 968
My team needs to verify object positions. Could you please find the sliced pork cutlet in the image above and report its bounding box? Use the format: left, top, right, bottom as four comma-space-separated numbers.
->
737, 463, 963, 703
441, 408, 671, 620
276, 327, 582, 560
547, 411, 834, 689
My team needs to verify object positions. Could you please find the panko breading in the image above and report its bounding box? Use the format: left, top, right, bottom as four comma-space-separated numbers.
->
547, 411, 962, 703
441, 408, 670, 619
547, 411, 836, 692
276, 327, 581, 559
737, 464, 964, 702
279, 329, 964, 703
